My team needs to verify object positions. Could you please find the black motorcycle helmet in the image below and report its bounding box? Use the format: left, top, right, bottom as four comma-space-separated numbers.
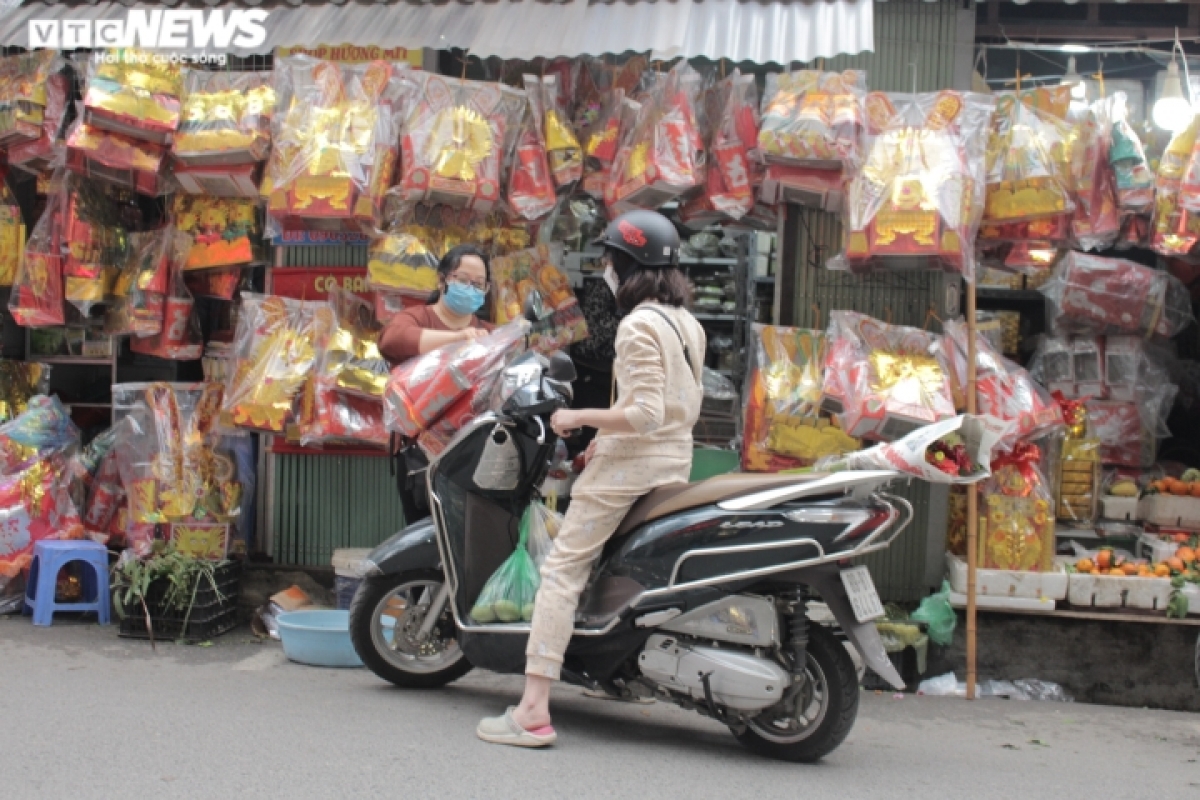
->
592, 209, 680, 268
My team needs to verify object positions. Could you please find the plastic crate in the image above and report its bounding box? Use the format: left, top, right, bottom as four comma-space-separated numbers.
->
118, 561, 242, 642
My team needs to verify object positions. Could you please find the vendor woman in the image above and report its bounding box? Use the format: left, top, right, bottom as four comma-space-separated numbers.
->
379, 244, 494, 524
379, 244, 495, 362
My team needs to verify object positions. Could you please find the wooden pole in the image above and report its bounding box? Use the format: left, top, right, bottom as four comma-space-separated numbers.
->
965, 278, 979, 701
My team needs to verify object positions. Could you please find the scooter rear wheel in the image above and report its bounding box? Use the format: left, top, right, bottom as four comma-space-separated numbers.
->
733, 624, 859, 763
350, 570, 473, 689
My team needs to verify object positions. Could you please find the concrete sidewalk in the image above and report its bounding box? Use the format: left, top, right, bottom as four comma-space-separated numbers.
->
3, 615, 1200, 799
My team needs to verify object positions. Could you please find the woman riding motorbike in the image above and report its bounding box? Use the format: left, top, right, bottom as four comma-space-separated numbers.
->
379, 244, 494, 525
477, 210, 706, 748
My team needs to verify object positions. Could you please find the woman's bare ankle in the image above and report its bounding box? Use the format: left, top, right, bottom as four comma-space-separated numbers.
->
512, 703, 552, 730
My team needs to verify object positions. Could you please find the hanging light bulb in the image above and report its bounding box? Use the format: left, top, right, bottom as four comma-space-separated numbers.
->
1153, 60, 1193, 132
1061, 56, 1087, 101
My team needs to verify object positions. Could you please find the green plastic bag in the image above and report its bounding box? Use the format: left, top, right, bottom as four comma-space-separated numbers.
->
470, 524, 540, 623
911, 580, 956, 646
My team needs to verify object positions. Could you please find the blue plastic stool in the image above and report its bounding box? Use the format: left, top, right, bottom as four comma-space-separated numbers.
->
23, 540, 111, 626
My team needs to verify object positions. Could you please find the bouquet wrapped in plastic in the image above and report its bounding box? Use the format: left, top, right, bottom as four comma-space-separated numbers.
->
0, 51, 66, 147
833, 91, 995, 278
66, 122, 169, 196
491, 244, 587, 352
114, 382, 240, 556
527, 73, 583, 188
1040, 251, 1194, 338
605, 62, 705, 213
266, 56, 411, 234
984, 89, 1075, 226
0, 180, 24, 288
507, 90, 557, 221
823, 311, 957, 441
8, 69, 68, 174
979, 442, 1055, 571
174, 195, 257, 270
681, 71, 759, 224
367, 231, 440, 299
83, 50, 182, 144
742, 325, 857, 472
0, 361, 49, 424
173, 69, 275, 167
397, 73, 523, 213
814, 414, 1011, 485
1152, 116, 1200, 256
383, 321, 528, 439
941, 318, 1064, 444
105, 227, 174, 337
130, 233, 204, 361
0, 395, 79, 475
8, 172, 65, 327
221, 293, 332, 433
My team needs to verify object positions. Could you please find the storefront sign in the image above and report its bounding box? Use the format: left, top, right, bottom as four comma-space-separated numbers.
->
270, 267, 373, 303
276, 44, 423, 68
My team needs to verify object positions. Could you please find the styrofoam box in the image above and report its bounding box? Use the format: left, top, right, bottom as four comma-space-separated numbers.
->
332, 547, 373, 578
1135, 534, 1178, 565
1101, 495, 1140, 522
1139, 495, 1200, 530
1066, 572, 1172, 610
945, 553, 1068, 601
948, 590, 1056, 613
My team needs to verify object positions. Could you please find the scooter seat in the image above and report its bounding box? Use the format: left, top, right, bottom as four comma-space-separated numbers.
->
613, 471, 831, 538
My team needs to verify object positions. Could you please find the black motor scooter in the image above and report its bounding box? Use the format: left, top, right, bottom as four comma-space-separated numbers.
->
351, 324, 911, 763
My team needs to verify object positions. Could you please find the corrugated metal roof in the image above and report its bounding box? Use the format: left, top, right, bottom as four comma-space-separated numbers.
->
0, 0, 874, 63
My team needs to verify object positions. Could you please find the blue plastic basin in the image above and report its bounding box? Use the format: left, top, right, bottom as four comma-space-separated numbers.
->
276, 610, 363, 668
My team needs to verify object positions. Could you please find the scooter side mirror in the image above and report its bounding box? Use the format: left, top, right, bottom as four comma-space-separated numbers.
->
546, 350, 576, 383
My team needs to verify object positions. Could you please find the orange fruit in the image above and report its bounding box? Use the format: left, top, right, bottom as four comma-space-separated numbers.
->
1109, 568, 1126, 576
1076, 558, 1095, 573
1096, 550, 1113, 570
1121, 563, 1140, 576
1174, 533, 1192, 544
1178, 547, 1196, 564
1168, 557, 1186, 573
1155, 563, 1172, 578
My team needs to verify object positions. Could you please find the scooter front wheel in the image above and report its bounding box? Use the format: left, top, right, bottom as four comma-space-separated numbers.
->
349, 569, 473, 689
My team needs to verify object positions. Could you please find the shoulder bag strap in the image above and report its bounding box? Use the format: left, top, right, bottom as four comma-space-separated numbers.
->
640, 306, 701, 386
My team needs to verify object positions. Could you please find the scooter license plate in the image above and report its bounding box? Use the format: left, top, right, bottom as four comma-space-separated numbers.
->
840, 566, 885, 623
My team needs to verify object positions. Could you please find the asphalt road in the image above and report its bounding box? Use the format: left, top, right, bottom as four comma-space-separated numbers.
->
4, 615, 1200, 799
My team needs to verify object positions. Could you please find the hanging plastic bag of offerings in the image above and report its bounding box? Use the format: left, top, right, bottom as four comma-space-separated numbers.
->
680, 70, 760, 225
830, 90, 995, 279
507, 89, 558, 222
367, 231, 440, 301
983, 88, 1075, 228
823, 310, 957, 441
8, 68, 69, 175
1068, 95, 1121, 253
61, 175, 135, 317
526, 73, 583, 189
0, 51, 67, 147
130, 233, 205, 361
220, 293, 332, 434
0, 179, 24, 289
490, 244, 587, 352
65, 122, 170, 196
105, 226, 175, 338
757, 69, 863, 210
580, 87, 624, 198
1151, 115, 1200, 256
173, 69, 275, 196
605, 62, 705, 213
7, 171, 66, 327
397, 73, 524, 214
82, 49, 182, 145
1106, 94, 1154, 214
265, 56, 412, 235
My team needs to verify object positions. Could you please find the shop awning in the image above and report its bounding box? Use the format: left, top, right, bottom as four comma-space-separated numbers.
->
0, 0, 874, 64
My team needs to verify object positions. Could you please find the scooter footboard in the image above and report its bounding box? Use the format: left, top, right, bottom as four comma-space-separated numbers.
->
801, 565, 906, 691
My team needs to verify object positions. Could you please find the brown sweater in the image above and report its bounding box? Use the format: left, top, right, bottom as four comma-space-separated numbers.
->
378, 304, 494, 364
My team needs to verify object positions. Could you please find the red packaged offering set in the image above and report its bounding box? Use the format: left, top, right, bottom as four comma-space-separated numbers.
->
83, 50, 182, 145
7, 170, 66, 327
507, 88, 557, 222
832, 90, 995, 279
8, 70, 68, 174
605, 62, 705, 214
266, 56, 412, 235
824, 311, 956, 442
398, 73, 524, 213
66, 122, 169, 196
681, 71, 760, 224
0, 51, 66, 148
130, 233, 204, 361
105, 227, 175, 338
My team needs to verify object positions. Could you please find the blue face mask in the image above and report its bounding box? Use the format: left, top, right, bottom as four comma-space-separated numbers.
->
443, 282, 486, 316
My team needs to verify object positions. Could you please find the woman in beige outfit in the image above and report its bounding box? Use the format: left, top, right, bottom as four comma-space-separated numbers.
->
478, 210, 705, 748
